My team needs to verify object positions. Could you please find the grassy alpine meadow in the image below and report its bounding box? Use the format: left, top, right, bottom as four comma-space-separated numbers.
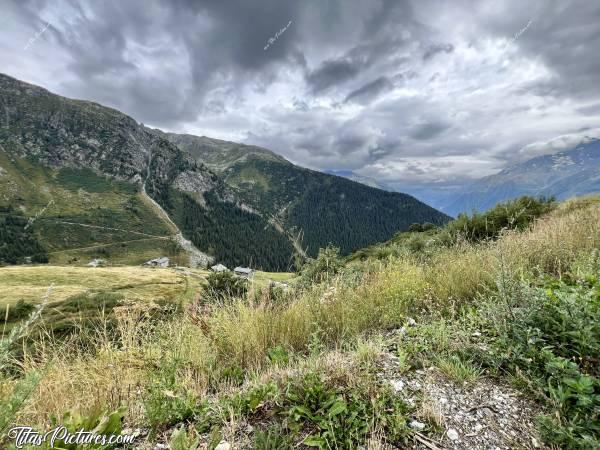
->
1, 196, 599, 449
0, 266, 194, 307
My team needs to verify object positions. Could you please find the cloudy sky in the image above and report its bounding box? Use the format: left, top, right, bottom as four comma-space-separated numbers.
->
1, 0, 599, 193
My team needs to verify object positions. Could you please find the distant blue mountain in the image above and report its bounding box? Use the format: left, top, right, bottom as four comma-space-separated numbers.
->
444, 139, 600, 216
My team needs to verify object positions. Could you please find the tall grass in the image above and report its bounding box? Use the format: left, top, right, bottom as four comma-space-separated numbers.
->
4, 196, 599, 434
497, 196, 600, 277
0, 285, 52, 438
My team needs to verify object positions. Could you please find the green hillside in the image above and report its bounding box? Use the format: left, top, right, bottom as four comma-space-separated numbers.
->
159, 133, 452, 257
0, 73, 296, 270
0, 150, 185, 266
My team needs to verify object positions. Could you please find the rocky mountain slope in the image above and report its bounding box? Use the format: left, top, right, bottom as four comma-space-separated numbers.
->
444, 140, 600, 216
0, 72, 450, 267
0, 73, 294, 270
156, 131, 451, 257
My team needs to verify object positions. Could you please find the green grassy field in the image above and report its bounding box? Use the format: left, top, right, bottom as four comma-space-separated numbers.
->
0, 265, 295, 307
0, 153, 189, 266
0, 265, 294, 338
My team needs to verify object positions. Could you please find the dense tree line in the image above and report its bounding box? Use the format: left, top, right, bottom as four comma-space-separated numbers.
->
151, 186, 295, 271
287, 175, 450, 256
226, 158, 451, 257
182, 192, 295, 271
143, 152, 452, 268
0, 208, 49, 264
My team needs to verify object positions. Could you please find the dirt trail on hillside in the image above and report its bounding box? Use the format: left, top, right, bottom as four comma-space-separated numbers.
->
40, 219, 168, 239
46, 236, 169, 254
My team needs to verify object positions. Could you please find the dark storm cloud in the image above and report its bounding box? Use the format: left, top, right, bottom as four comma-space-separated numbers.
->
410, 121, 451, 141
306, 57, 364, 93
472, 0, 600, 99
422, 43, 454, 60
1, 0, 600, 187
344, 77, 394, 104
6, 0, 303, 126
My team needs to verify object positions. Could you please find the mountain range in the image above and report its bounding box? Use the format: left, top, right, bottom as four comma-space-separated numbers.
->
329, 141, 600, 218
443, 141, 600, 216
0, 73, 450, 270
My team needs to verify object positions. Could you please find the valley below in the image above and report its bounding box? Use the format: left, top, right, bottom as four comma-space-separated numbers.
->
0, 74, 599, 449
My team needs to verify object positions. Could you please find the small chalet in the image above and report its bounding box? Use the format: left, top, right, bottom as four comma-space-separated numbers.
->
143, 256, 170, 268
234, 267, 254, 278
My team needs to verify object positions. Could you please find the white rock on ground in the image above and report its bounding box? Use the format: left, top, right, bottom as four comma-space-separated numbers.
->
447, 428, 460, 441
410, 420, 426, 431
215, 441, 231, 450
390, 379, 405, 392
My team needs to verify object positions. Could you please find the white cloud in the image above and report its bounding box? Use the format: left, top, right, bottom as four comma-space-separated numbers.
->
517, 128, 600, 160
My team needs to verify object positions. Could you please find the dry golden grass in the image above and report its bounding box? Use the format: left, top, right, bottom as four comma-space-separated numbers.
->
497, 195, 600, 277
425, 243, 496, 307
4, 196, 599, 432
417, 390, 445, 428
0, 266, 195, 307
206, 261, 427, 370
17, 309, 215, 427
424, 195, 600, 307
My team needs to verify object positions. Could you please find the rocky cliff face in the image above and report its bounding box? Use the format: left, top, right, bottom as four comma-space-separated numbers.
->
0, 73, 237, 202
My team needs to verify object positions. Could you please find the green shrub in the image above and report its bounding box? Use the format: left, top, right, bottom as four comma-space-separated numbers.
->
204, 271, 248, 302
486, 279, 600, 448
253, 425, 294, 449
170, 428, 198, 450
191, 371, 411, 449
283, 373, 410, 449
44, 407, 127, 449
408, 223, 423, 232
300, 245, 344, 285
421, 222, 437, 231
408, 222, 436, 232
221, 382, 279, 419
220, 365, 245, 385
447, 195, 555, 242
194, 383, 279, 435
267, 345, 289, 365
143, 359, 197, 431
0, 300, 36, 322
